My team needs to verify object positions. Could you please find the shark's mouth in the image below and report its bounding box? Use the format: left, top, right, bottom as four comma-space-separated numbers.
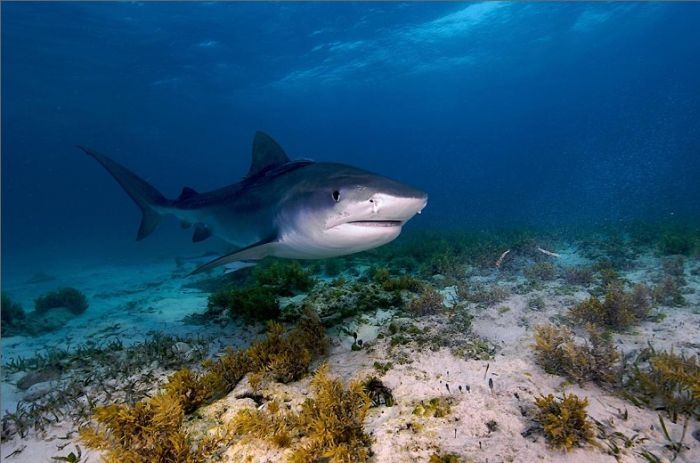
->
346, 220, 403, 227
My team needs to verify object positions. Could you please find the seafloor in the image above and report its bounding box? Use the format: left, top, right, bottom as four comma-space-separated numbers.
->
1, 226, 699, 463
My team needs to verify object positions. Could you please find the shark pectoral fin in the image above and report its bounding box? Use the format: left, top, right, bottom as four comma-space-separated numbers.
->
223, 260, 258, 274
188, 237, 277, 276
192, 224, 212, 243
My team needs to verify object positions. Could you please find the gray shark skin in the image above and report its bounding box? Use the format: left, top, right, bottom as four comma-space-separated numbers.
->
79, 132, 428, 275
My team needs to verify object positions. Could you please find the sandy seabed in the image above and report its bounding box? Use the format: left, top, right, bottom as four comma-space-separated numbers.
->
1, 246, 699, 463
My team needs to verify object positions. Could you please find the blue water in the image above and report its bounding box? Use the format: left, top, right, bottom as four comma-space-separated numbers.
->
2, 1, 700, 277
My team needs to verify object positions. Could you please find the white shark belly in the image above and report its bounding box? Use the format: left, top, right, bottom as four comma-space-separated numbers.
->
274, 223, 402, 259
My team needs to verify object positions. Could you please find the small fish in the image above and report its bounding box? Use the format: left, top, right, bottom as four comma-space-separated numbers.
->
446, 383, 450, 393
466, 384, 471, 393
537, 247, 560, 258
488, 377, 494, 393
483, 362, 490, 379
458, 385, 463, 393
495, 249, 511, 268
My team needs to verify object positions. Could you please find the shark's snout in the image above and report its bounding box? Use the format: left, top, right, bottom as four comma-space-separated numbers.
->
366, 192, 427, 223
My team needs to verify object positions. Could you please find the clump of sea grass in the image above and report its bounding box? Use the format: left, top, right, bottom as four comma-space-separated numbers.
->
324, 258, 343, 277
291, 364, 372, 462
659, 230, 697, 256
533, 324, 619, 385
1, 292, 25, 326
207, 286, 280, 321
373, 361, 393, 375
291, 279, 403, 325
362, 377, 394, 407
372, 267, 424, 292
231, 363, 373, 463
253, 261, 315, 295
247, 322, 311, 384
408, 286, 445, 316
412, 397, 452, 418
456, 282, 508, 307
568, 283, 652, 330
245, 309, 328, 387
81, 312, 327, 459
80, 393, 194, 463
35, 287, 88, 315
652, 276, 686, 307
527, 295, 546, 311
205, 261, 315, 322
428, 453, 462, 463
622, 348, 699, 420
533, 393, 594, 451
661, 256, 685, 279
563, 266, 594, 286
163, 368, 211, 414
201, 347, 251, 398
420, 252, 463, 279
231, 400, 298, 448
593, 262, 624, 288
81, 383, 233, 463
524, 262, 556, 281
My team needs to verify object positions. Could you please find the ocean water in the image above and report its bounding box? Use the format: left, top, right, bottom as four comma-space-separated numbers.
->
1, 2, 699, 462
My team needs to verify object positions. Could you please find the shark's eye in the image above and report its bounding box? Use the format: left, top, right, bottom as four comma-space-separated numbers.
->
332, 190, 340, 202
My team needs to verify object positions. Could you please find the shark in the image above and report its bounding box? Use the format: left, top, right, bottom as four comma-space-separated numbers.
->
79, 132, 428, 275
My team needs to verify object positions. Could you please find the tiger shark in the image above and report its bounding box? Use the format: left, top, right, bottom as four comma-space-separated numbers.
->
79, 132, 427, 275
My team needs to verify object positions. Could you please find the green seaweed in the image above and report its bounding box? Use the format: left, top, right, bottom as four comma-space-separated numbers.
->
208, 285, 280, 321
524, 261, 556, 281
1, 292, 26, 326
253, 261, 315, 295
659, 229, 697, 256
362, 377, 394, 407
412, 397, 452, 418
372, 267, 424, 292
35, 287, 89, 315
563, 266, 594, 286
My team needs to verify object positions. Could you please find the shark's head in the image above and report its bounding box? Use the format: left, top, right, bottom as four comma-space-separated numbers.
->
278, 162, 428, 259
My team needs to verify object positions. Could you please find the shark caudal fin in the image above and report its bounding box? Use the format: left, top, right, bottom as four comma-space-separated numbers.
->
78, 146, 169, 240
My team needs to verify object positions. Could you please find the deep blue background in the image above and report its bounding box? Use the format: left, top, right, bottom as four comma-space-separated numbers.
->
3, 2, 700, 276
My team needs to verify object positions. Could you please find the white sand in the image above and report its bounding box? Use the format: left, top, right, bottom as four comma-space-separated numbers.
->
2, 249, 699, 462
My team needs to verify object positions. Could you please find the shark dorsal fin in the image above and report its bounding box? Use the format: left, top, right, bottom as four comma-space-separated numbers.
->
178, 186, 198, 201
248, 132, 290, 177
192, 223, 212, 243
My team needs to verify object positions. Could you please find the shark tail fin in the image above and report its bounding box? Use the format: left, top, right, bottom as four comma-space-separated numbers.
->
78, 146, 169, 240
